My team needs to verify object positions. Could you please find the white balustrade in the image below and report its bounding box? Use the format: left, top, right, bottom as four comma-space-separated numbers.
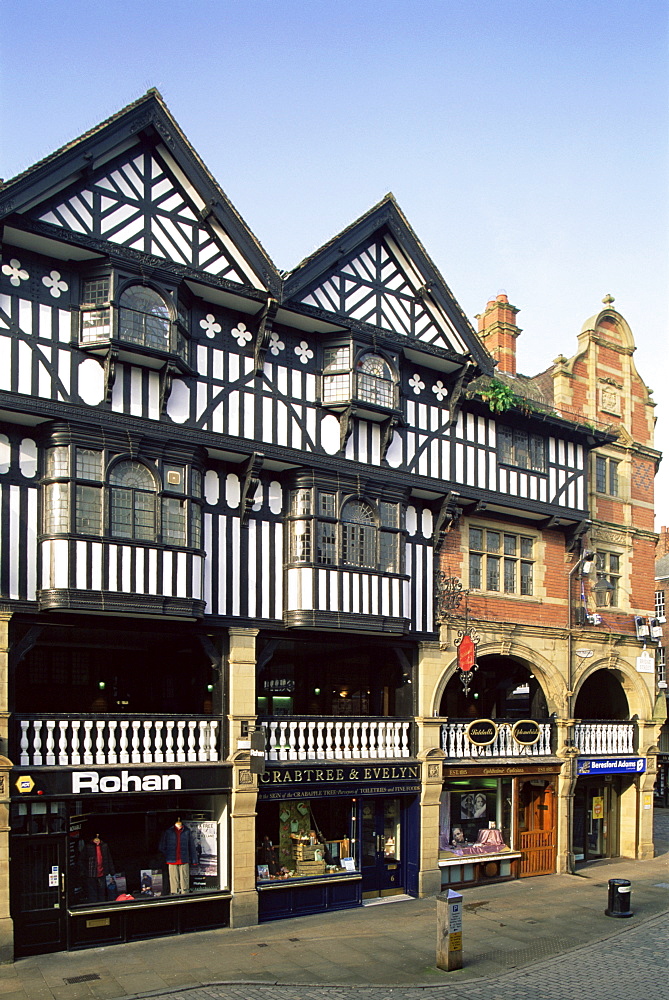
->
15, 716, 222, 767
261, 718, 411, 762
574, 721, 634, 755
441, 720, 554, 759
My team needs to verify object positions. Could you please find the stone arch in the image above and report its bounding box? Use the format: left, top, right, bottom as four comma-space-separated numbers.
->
573, 656, 652, 720
431, 639, 566, 718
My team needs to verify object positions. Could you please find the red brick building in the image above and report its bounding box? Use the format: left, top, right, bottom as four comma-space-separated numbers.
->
428, 293, 662, 885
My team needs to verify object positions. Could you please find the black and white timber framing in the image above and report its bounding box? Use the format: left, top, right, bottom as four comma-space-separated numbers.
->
0, 90, 605, 636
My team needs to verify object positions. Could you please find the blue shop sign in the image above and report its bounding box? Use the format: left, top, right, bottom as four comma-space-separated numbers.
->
577, 758, 646, 776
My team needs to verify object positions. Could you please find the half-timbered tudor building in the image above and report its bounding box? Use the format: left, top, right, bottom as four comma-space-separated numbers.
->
0, 91, 660, 958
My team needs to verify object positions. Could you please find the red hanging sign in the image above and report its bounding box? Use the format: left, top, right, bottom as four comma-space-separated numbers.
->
458, 634, 476, 672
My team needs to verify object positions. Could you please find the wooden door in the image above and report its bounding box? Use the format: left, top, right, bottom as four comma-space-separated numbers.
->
517, 780, 556, 877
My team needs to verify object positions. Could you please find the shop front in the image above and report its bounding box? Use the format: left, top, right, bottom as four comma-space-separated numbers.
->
256, 762, 421, 921
439, 762, 562, 888
10, 764, 232, 956
573, 757, 646, 864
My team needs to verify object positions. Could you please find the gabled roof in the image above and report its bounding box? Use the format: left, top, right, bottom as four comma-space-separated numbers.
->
0, 90, 281, 296
283, 194, 494, 373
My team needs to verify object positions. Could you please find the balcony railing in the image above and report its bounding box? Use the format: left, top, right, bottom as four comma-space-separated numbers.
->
16, 715, 221, 767
574, 720, 635, 755
441, 719, 553, 759
259, 716, 411, 762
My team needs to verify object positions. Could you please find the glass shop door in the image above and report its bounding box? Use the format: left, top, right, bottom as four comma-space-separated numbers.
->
360, 797, 404, 899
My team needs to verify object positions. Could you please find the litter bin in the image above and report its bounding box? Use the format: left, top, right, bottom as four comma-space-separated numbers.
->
605, 878, 633, 917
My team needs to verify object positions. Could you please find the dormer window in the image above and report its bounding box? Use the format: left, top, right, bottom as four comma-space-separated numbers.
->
119, 287, 170, 353
356, 354, 395, 407
80, 275, 189, 366
322, 345, 398, 411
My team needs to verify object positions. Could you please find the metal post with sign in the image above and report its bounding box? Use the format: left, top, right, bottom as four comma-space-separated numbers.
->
436, 889, 463, 971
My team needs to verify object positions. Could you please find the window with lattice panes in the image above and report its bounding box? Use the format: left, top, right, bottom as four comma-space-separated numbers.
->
286, 487, 401, 573
469, 526, 534, 596
322, 346, 397, 411
594, 550, 620, 606
595, 455, 620, 496
656, 590, 666, 619
80, 277, 189, 364
497, 426, 546, 472
43, 446, 203, 548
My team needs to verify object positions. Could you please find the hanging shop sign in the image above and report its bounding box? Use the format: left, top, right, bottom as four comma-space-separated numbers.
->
511, 720, 542, 746
455, 627, 480, 697
577, 758, 646, 776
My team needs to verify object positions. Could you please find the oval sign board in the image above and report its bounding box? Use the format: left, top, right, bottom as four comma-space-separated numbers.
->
512, 720, 542, 746
466, 719, 498, 746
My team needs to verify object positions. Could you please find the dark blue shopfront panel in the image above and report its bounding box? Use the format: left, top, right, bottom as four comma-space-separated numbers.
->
258, 877, 361, 922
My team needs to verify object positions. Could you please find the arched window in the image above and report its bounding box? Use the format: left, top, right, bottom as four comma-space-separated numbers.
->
109, 460, 157, 540
341, 500, 377, 568
356, 354, 395, 408
119, 286, 170, 352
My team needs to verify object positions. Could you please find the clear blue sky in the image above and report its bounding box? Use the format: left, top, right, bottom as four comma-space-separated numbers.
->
2, 0, 668, 520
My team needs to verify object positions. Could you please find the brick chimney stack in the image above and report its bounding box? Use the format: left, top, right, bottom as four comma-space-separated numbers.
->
659, 526, 669, 557
476, 293, 521, 376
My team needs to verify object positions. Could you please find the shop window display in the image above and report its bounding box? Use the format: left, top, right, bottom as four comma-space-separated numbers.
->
256, 799, 357, 882
56, 798, 224, 907
439, 779, 513, 858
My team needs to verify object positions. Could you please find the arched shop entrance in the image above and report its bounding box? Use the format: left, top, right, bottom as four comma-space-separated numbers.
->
438, 654, 549, 720
438, 655, 557, 887
573, 669, 632, 864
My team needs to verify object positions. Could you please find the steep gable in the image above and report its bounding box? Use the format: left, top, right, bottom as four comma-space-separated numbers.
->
0, 90, 279, 295
284, 195, 493, 372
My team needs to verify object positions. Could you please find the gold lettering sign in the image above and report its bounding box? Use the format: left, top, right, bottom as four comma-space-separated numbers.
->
512, 720, 542, 746
466, 719, 498, 746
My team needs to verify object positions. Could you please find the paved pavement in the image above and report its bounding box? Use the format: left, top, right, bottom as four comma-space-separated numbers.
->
1, 810, 668, 1000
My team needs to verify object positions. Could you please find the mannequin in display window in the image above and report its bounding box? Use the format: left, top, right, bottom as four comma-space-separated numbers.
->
80, 834, 116, 902
159, 818, 195, 895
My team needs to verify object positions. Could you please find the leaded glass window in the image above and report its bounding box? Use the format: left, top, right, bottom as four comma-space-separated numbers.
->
81, 277, 111, 343
342, 500, 377, 568
286, 488, 401, 573
119, 286, 170, 352
109, 461, 157, 541
469, 526, 535, 596
356, 354, 395, 408
323, 346, 351, 403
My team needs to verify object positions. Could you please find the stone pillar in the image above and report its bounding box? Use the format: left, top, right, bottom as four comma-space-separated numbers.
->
0, 614, 13, 961
229, 754, 259, 928
227, 629, 259, 928
417, 750, 445, 897
227, 628, 258, 754
554, 719, 577, 874
633, 721, 660, 860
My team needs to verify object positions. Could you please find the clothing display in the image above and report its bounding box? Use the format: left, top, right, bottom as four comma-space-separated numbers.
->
79, 837, 115, 902
159, 822, 195, 895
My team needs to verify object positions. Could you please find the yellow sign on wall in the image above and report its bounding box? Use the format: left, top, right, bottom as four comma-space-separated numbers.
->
592, 796, 604, 819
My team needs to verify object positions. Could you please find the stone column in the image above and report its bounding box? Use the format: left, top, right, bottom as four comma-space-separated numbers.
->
227, 629, 259, 928
634, 721, 660, 860
554, 719, 577, 874
417, 750, 446, 897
